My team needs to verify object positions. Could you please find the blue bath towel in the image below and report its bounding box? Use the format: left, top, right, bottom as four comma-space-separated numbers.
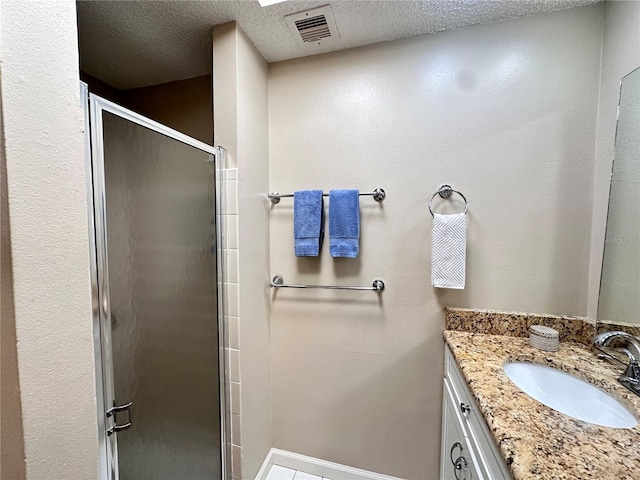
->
329, 190, 360, 258
294, 190, 324, 256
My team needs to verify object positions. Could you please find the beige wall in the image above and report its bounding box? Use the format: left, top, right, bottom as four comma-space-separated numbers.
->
124, 76, 213, 145
268, 4, 603, 478
235, 27, 271, 479
1, 66, 27, 480
213, 22, 272, 480
587, 0, 640, 319
80, 71, 127, 105
0, 1, 99, 479
81, 72, 213, 146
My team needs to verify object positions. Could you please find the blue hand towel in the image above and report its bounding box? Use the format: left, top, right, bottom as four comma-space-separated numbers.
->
294, 190, 324, 256
329, 190, 360, 258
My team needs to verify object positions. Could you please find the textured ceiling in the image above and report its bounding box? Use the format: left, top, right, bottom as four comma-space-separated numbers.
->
77, 0, 600, 89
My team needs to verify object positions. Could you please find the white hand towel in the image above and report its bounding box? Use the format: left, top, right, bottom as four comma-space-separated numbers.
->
431, 213, 466, 289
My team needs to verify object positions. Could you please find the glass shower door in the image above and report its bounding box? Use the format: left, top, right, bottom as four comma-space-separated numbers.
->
89, 96, 225, 480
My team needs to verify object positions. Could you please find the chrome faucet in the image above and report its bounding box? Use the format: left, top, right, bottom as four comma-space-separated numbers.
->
594, 331, 640, 396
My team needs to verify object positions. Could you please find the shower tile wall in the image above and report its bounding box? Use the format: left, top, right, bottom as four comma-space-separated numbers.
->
224, 168, 243, 479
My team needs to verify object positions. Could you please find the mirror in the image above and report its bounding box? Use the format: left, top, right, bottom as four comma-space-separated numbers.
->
598, 67, 640, 327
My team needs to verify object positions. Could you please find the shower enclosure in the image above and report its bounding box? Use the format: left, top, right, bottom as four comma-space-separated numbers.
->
83, 86, 228, 480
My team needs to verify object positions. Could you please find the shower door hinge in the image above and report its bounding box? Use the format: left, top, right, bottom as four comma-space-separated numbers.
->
106, 401, 133, 436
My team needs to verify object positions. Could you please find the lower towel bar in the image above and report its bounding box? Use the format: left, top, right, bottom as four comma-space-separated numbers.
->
271, 276, 385, 293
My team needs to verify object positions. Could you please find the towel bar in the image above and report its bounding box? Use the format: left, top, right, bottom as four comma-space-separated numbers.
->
268, 188, 385, 205
271, 276, 385, 292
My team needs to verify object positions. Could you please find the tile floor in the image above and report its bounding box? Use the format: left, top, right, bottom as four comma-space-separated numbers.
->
265, 464, 334, 480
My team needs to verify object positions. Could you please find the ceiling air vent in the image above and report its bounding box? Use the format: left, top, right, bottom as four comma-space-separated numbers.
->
285, 5, 340, 47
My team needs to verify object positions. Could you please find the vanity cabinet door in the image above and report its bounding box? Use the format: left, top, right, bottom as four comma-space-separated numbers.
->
445, 346, 512, 480
441, 379, 484, 480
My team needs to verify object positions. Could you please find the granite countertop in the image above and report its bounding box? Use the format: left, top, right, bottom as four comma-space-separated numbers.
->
443, 330, 640, 480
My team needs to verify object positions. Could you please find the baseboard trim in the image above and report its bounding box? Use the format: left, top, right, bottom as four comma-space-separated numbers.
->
255, 448, 404, 480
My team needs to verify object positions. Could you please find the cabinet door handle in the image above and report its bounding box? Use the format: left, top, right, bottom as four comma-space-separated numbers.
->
460, 402, 471, 414
450, 442, 463, 465
454, 456, 472, 480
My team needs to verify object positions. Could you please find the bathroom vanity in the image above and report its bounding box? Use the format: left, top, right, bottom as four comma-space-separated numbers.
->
441, 322, 640, 480
441, 345, 511, 480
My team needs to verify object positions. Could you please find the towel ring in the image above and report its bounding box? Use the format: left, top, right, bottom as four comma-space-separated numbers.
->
428, 184, 468, 217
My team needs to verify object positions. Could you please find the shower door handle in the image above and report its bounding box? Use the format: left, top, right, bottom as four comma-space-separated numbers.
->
106, 401, 133, 436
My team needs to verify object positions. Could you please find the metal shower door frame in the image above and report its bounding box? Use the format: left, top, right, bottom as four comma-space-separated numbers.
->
83, 91, 229, 480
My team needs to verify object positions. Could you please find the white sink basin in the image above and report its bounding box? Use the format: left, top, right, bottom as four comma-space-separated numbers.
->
503, 362, 637, 429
